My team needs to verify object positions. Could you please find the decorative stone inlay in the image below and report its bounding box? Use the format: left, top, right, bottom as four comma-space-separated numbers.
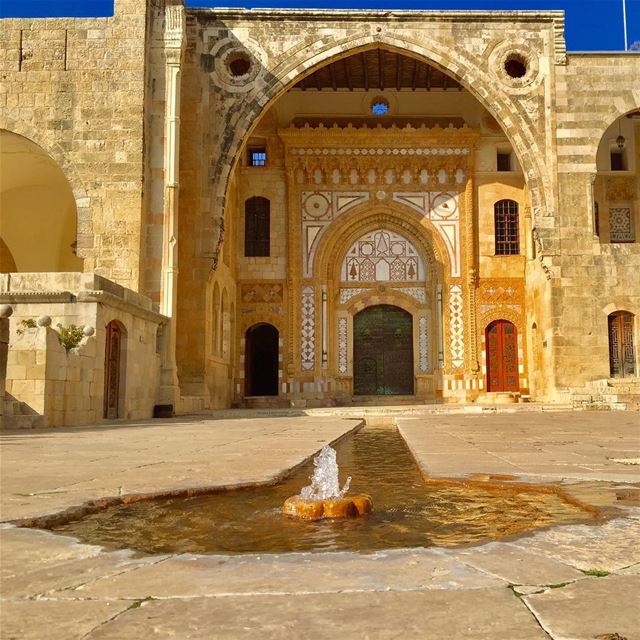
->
241, 283, 284, 303
449, 284, 464, 368
606, 176, 636, 202
419, 316, 429, 373
342, 229, 424, 282
400, 287, 427, 304
338, 317, 348, 374
291, 147, 470, 157
610, 208, 634, 243
301, 286, 315, 370
302, 191, 370, 277
393, 191, 461, 277
339, 288, 371, 304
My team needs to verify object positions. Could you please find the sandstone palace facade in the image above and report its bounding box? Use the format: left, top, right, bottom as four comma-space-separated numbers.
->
1, 0, 639, 426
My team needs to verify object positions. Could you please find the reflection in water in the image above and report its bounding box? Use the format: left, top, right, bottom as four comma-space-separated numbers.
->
48, 427, 597, 555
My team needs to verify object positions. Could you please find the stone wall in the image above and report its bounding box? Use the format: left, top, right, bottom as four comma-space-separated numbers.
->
552, 54, 640, 391
0, 273, 165, 426
0, 0, 164, 292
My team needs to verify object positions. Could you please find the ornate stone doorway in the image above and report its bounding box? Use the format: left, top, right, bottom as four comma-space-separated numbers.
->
486, 320, 519, 392
608, 311, 635, 378
245, 323, 279, 396
353, 305, 414, 395
103, 321, 125, 419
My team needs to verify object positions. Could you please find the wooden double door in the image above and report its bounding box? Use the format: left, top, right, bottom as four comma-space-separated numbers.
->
486, 320, 519, 392
353, 305, 414, 396
609, 312, 635, 378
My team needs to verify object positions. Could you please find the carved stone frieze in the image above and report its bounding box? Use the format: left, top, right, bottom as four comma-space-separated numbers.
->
240, 283, 284, 303
605, 176, 637, 202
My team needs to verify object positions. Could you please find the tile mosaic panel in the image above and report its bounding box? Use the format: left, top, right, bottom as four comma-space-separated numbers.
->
449, 284, 464, 368
610, 207, 634, 243
341, 229, 424, 282
338, 317, 348, 374
301, 286, 315, 370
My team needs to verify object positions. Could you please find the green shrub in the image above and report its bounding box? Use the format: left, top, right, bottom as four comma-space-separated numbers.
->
56, 323, 85, 352
16, 318, 37, 336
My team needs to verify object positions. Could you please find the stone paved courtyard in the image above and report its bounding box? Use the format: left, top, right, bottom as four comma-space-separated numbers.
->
1, 409, 639, 639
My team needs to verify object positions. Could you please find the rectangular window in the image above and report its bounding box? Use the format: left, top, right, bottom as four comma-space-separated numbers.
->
496, 152, 511, 172
494, 200, 520, 255
610, 151, 625, 171
248, 146, 267, 167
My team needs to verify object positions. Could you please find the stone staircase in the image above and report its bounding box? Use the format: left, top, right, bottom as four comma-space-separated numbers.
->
239, 396, 292, 409
474, 392, 522, 405
346, 395, 421, 407
571, 378, 640, 411
1, 395, 45, 429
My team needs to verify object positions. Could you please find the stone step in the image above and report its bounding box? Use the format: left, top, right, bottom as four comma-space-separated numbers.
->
241, 396, 291, 409
348, 395, 422, 406
1, 413, 45, 429
3, 397, 37, 417
475, 392, 520, 405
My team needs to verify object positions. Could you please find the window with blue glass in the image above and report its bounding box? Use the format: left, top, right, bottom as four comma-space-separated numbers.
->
371, 99, 389, 116
248, 146, 267, 167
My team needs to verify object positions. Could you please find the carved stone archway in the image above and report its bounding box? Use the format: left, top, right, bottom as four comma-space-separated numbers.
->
210, 33, 552, 266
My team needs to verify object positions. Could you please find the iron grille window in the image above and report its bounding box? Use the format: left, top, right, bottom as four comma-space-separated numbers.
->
245, 196, 270, 257
494, 199, 520, 255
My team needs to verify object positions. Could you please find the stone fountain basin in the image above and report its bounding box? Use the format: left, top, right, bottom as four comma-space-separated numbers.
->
283, 494, 373, 520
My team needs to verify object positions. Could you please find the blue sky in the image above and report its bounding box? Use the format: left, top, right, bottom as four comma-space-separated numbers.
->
1, 1, 638, 51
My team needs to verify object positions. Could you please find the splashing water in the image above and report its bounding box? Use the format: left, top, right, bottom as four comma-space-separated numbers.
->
299, 445, 351, 500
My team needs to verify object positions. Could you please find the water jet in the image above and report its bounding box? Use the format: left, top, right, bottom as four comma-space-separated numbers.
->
282, 445, 372, 520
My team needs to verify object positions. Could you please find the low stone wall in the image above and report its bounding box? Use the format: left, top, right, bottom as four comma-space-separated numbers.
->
1, 273, 167, 427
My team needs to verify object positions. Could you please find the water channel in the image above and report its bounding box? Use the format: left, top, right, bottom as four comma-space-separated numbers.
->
43, 425, 598, 555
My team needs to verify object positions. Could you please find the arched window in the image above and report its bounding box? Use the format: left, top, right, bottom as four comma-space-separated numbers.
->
244, 197, 270, 257
494, 199, 520, 255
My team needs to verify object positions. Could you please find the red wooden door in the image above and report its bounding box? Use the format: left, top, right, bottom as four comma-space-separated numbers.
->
609, 312, 635, 378
103, 321, 122, 418
486, 320, 519, 392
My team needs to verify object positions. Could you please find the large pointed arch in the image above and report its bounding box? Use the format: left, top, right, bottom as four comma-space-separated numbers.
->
210, 33, 550, 267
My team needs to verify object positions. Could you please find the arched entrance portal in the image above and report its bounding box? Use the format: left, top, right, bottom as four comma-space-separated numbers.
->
608, 311, 635, 378
353, 305, 414, 396
245, 323, 279, 396
104, 321, 126, 419
486, 320, 519, 392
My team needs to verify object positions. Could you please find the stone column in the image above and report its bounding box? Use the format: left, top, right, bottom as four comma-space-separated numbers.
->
158, 1, 186, 408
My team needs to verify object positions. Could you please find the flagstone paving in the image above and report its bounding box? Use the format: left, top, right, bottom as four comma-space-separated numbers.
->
1, 411, 639, 639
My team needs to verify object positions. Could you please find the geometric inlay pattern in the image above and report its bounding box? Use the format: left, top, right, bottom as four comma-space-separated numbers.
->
338, 317, 348, 374
341, 229, 424, 282
419, 315, 429, 372
240, 283, 284, 303
339, 288, 371, 304
609, 207, 634, 243
302, 191, 370, 277
301, 286, 315, 370
401, 287, 427, 304
449, 284, 464, 368
392, 191, 461, 277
